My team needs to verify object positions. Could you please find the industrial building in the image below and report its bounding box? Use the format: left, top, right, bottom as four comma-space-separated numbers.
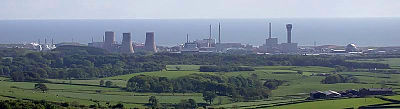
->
144, 32, 157, 52
260, 23, 298, 54
87, 31, 161, 53
103, 31, 116, 52
121, 33, 134, 53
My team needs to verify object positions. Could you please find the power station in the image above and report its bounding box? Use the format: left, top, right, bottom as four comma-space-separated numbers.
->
88, 31, 158, 53
88, 22, 297, 54
260, 23, 298, 53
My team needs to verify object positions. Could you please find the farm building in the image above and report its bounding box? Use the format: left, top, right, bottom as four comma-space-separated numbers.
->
310, 90, 341, 99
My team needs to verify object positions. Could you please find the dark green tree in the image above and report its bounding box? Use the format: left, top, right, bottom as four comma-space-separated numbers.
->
99, 80, 104, 86
34, 83, 48, 93
202, 91, 216, 105
105, 81, 113, 87
148, 96, 159, 109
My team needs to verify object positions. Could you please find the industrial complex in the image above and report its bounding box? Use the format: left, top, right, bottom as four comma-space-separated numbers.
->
2, 22, 400, 55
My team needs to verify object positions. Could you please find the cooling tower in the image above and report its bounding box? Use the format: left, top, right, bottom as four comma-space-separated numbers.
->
104, 31, 115, 51
144, 32, 157, 52
286, 24, 293, 43
121, 33, 134, 53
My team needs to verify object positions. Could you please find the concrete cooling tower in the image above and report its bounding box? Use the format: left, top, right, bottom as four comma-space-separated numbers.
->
121, 33, 134, 53
144, 32, 157, 52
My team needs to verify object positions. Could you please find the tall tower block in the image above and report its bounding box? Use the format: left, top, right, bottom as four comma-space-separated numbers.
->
145, 32, 157, 52
121, 33, 134, 53
286, 24, 293, 43
104, 31, 115, 51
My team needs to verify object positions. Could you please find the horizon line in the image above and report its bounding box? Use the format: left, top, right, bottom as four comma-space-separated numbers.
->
0, 16, 399, 20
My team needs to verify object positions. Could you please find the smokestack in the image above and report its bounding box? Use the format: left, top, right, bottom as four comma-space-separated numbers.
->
51, 38, 54, 45
186, 34, 189, 43
45, 38, 47, 44
269, 23, 272, 39
209, 24, 212, 47
38, 39, 40, 44
121, 33, 134, 53
286, 24, 293, 43
145, 32, 157, 52
218, 23, 221, 44
91, 37, 94, 43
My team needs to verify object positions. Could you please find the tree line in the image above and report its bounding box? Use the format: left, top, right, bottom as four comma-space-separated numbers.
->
0, 46, 391, 82
126, 74, 283, 101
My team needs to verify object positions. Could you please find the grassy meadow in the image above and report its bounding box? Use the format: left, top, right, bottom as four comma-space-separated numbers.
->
2, 58, 400, 108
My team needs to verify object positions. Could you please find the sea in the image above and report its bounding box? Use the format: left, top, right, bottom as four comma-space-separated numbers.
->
0, 18, 399, 47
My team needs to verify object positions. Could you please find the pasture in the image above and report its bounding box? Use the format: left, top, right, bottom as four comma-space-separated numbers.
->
3, 61, 400, 108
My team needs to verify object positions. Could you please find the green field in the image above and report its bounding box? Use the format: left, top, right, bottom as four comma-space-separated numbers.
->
272, 97, 390, 109
166, 65, 201, 71
4, 63, 400, 108
348, 58, 400, 67
0, 79, 212, 108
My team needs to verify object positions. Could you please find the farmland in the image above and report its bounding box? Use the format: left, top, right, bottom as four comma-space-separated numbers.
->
2, 59, 400, 108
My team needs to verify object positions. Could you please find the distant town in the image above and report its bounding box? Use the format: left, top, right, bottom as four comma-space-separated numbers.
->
1, 22, 400, 55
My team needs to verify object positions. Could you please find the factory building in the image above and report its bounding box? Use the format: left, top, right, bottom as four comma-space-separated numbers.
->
279, 24, 298, 53
346, 43, 358, 52
260, 23, 298, 54
144, 32, 157, 52
182, 42, 199, 53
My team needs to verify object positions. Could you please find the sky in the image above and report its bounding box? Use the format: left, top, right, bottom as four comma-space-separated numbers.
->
1, 0, 400, 19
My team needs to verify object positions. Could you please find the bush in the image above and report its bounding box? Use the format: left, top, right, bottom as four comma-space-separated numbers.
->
321, 74, 359, 84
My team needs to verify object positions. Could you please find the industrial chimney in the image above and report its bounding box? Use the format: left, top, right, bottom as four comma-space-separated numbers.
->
269, 23, 272, 39
121, 33, 134, 53
145, 32, 157, 52
218, 23, 221, 44
286, 24, 293, 43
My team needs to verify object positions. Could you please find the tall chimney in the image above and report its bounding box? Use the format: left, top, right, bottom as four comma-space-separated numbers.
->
269, 23, 272, 39
186, 34, 189, 43
121, 33, 134, 53
209, 24, 212, 47
218, 23, 221, 44
286, 24, 293, 43
145, 32, 157, 52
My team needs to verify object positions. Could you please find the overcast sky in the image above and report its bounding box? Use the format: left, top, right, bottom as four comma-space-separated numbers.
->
1, 0, 400, 19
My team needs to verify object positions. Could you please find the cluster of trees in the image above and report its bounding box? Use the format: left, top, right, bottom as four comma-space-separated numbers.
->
321, 74, 359, 84
0, 46, 391, 82
126, 74, 274, 100
34, 83, 49, 92
0, 98, 124, 109
263, 79, 286, 90
199, 66, 255, 72
0, 100, 66, 109
177, 99, 197, 109
99, 80, 114, 88
152, 53, 389, 69
0, 46, 165, 82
